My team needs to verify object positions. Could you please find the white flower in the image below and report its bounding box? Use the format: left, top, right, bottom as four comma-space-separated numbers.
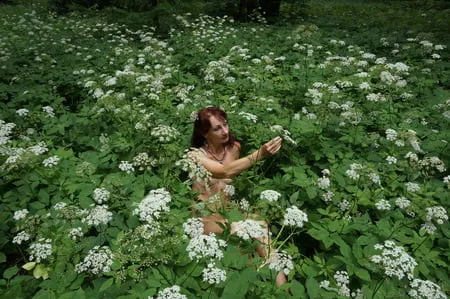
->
28, 142, 48, 155
119, 161, 134, 173
155, 286, 187, 299
42, 106, 55, 117
16, 109, 29, 117
425, 206, 448, 225
322, 191, 334, 202
133, 188, 171, 223
368, 173, 381, 185
318, 176, 330, 190
104, 77, 117, 86
267, 251, 294, 275
53, 202, 67, 210
183, 218, 204, 238
420, 222, 437, 235
223, 185, 235, 197
69, 227, 84, 240
186, 233, 227, 261
386, 156, 397, 164
283, 206, 308, 228
29, 238, 52, 263
239, 198, 250, 212
238, 112, 258, 123
405, 182, 421, 193
13, 209, 29, 221
386, 129, 398, 141
151, 125, 180, 142
370, 240, 417, 280
260, 190, 281, 202
93, 188, 110, 204
444, 175, 450, 184
202, 262, 227, 284
234, 220, 266, 240
338, 200, 350, 212
81, 205, 113, 226
359, 82, 371, 90
375, 199, 391, 211
75, 246, 114, 274
408, 279, 446, 299
395, 197, 411, 209
13, 231, 31, 244
42, 156, 60, 167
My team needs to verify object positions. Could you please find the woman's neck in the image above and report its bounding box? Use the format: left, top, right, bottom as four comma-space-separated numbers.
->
205, 142, 225, 154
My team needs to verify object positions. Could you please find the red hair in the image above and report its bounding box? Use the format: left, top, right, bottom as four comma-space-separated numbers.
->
191, 107, 236, 148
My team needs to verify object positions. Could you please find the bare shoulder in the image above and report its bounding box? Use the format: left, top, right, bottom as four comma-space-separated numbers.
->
230, 141, 241, 159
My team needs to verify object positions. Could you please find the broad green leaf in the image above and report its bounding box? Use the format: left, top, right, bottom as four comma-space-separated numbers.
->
305, 277, 320, 298
99, 278, 114, 292
0, 252, 6, 263
354, 267, 371, 281
3, 265, 18, 279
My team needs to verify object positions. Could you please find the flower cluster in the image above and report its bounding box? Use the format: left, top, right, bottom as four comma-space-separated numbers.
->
408, 279, 446, 299
13, 231, 31, 244
183, 218, 204, 238
176, 149, 212, 188
375, 199, 391, 211
405, 182, 421, 193
75, 246, 114, 275
186, 233, 227, 261
370, 240, 417, 280
395, 197, 411, 209
238, 111, 258, 123
42, 155, 60, 168
119, 161, 135, 174
234, 219, 266, 240
345, 163, 363, 180
150, 125, 180, 142
132, 152, 156, 171
202, 262, 227, 285
13, 209, 29, 221
133, 188, 171, 223
283, 206, 308, 228
266, 251, 294, 275
269, 125, 297, 145
425, 206, 448, 225
317, 169, 331, 190
260, 190, 281, 202
29, 238, 52, 263
154, 285, 187, 299
69, 227, 84, 240
93, 188, 110, 204
81, 205, 113, 226
320, 270, 363, 298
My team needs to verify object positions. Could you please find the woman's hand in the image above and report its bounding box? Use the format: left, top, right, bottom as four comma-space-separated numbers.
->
260, 136, 282, 158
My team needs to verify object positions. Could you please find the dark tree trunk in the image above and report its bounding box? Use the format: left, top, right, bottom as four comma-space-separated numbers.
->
260, 0, 281, 18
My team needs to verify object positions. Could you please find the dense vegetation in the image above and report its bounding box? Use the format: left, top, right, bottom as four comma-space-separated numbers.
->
1, 0, 449, 298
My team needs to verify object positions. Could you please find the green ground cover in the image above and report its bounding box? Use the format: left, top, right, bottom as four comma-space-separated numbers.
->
0, 1, 449, 298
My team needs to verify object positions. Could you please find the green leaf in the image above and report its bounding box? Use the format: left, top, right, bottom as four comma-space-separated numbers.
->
221, 268, 257, 299
290, 279, 306, 297
306, 277, 320, 298
99, 278, 114, 292
4, 265, 18, 279
0, 252, 6, 263
354, 267, 371, 281
22, 262, 36, 271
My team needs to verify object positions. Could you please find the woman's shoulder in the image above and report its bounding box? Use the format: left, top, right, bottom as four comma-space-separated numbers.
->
233, 141, 241, 150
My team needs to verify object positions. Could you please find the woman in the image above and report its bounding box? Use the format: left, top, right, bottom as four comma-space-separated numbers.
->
189, 106, 286, 287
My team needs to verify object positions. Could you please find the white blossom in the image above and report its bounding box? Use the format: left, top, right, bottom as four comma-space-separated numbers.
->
234, 219, 266, 240
386, 156, 397, 164
186, 233, 227, 261
260, 190, 281, 202
69, 227, 84, 240
283, 206, 308, 228
81, 205, 113, 226
16, 108, 29, 117
29, 238, 52, 263
155, 285, 187, 299
13, 209, 29, 221
93, 188, 110, 204
151, 125, 180, 142
370, 240, 417, 280
133, 188, 171, 223
375, 199, 391, 211
42, 156, 60, 167
409, 279, 446, 299
266, 251, 294, 275
75, 246, 114, 274
119, 161, 134, 173
425, 206, 448, 225
183, 218, 204, 238
395, 197, 411, 209
405, 182, 421, 193
13, 231, 31, 244
202, 262, 227, 284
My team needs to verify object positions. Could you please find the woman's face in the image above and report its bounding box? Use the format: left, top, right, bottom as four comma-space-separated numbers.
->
204, 115, 229, 145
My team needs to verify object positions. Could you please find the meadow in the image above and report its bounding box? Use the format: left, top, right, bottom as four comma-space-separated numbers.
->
0, 0, 449, 298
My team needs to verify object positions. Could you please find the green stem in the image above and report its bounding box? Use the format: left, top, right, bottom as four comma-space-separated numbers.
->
179, 263, 198, 286
371, 277, 386, 299
276, 232, 296, 251
412, 235, 430, 253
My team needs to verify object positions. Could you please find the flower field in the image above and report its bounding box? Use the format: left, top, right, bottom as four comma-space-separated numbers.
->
0, 1, 449, 298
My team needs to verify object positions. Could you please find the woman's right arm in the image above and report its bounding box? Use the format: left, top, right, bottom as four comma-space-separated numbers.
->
199, 136, 282, 179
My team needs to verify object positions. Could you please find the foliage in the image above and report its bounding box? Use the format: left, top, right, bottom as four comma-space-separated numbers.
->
0, 1, 449, 298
